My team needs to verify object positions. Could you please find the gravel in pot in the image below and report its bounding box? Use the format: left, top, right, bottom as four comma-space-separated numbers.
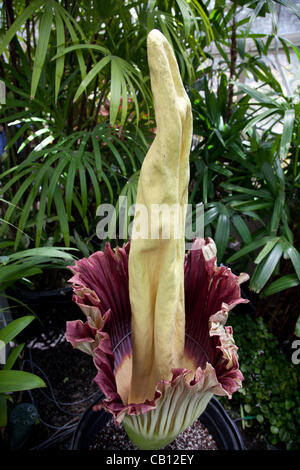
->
90, 417, 218, 450
71, 395, 245, 451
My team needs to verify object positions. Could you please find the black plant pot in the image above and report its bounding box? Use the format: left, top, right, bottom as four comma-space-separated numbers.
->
11, 286, 73, 307
71, 395, 245, 451
7, 286, 81, 345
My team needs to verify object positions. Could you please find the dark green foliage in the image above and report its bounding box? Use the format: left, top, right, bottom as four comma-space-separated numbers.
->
0, 0, 213, 253
222, 312, 300, 450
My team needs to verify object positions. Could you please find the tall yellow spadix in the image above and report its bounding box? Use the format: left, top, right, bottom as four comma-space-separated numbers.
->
128, 29, 193, 404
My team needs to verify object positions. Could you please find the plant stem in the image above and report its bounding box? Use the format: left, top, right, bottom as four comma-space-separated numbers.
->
25, 0, 31, 66
225, 12, 237, 122
294, 121, 300, 177
32, 15, 36, 50
4, 0, 19, 86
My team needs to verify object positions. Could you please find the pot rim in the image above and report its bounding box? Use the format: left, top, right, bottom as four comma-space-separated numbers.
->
71, 394, 245, 451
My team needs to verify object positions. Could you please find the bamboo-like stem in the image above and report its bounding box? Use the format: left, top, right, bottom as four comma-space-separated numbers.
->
225, 12, 237, 122
25, 0, 31, 66
4, 0, 18, 85
91, 79, 107, 131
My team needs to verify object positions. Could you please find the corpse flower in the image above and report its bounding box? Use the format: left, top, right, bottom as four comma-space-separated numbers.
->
66, 30, 249, 450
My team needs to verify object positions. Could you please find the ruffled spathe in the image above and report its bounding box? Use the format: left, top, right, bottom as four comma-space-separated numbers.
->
66, 238, 248, 447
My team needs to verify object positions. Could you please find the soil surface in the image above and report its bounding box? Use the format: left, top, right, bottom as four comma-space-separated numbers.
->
90, 418, 218, 450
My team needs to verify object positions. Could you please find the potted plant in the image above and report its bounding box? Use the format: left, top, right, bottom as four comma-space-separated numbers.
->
2, 247, 77, 308
65, 30, 248, 451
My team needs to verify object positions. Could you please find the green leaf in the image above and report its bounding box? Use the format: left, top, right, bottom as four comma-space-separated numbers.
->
73, 55, 112, 102
243, 0, 266, 37
221, 182, 272, 199
250, 243, 283, 293
215, 213, 230, 262
232, 214, 252, 245
217, 73, 228, 115
53, 188, 70, 246
31, 3, 53, 99
71, 193, 89, 232
237, 83, 275, 106
0, 167, 34, 202
203, 166, 208, 204
56, 5, 86, 81
113, 136, 137, 172
256, 414, 264, 424
0, 171, 36, 233
0, 0, 44, 55
190, 0, 214, 42
295, 314, 300, 338
7, 247, 75, 261
3, 344, 25, 370
285, 245, 300, 282
176, 0, 192, 37
91, 135, 102, 178
262, 274, 299, 297
0, 265, 42, 284
208, 162, 232, 177
13, 156, 59, 249
204, 205, 219, 226
65, 154, 77, 218
0, 316, 34, 345
51, 43, 109, 60
278, 36, 291, 64
0, 370, 46, 393
34, 135, 55, 152
101, 172, 114, 204
231, 200, 273, 212
237, 37, 246, 59
283, 38, 300, 62
110, 58, 122, 125
261, 162, 277, 194
53, 4, 65, 103
17, 128, 50, 154
119, 74, 128, 127
254, 238, 280, 264
243, 108, 277, 133
72, 230, 90, 258
275, 0, 300, 19
227, 237, 270, 263
271, 426, 279, 435
214, 40, 229, 64
47, 154, 70, 215
274, 155, 285, 190
280, 108, 295, 159
270, 193, 285, 234
36, 180, 49, 247
101, 136, 126, 175
79, 161, 88, 216
85, 159, 101, 208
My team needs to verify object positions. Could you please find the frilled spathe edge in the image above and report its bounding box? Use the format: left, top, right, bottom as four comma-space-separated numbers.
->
65, 239, 248, 424
184, 237, 248, 397
208, 305, 244, 396
96, 364, 224, 424
65, 294, 243, 424
92, 310, 243, 424
96, 363, 230, 449
65, 286, 110, 356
